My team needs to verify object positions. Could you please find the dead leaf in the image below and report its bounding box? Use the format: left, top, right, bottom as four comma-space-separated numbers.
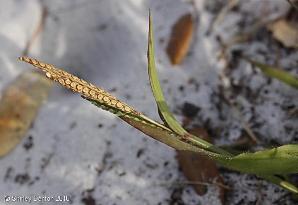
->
166, 13, 193, 65
177, 127, 226, 204
0, 71, 51, 157
268, 9, 298, 48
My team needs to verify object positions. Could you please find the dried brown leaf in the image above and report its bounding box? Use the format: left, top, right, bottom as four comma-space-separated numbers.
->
177, 127, 225, 204
166, 13, 193, 65
268, 15, 298, 48
0, 71, 51, 157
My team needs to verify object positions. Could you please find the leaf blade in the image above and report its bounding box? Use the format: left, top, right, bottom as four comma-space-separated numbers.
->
147, 12, 188, 136
86, 97, 224, 159
218, 144, 298, 175
247, 59, 298, 89
147, 13, 235, 157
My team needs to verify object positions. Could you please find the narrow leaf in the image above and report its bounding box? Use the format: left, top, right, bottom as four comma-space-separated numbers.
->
262, 175, 298, 194
147, 12, 188, 136
247, 58, 298, 89
147, 13, 230, 156
218, 144, 298, 175
85, 98, 224, 159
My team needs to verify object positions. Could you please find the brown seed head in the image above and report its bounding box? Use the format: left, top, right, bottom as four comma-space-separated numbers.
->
19, 56, 138, 115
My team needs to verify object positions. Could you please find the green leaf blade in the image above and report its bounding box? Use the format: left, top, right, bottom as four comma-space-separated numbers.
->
248, 59, 298, 89
262, 175, 298, 194
85, 97, 223, 159
147, 12, 234, 157
147, 11, 187, 136
219, 144, 298, 175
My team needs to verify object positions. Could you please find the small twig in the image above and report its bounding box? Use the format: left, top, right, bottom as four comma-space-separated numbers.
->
152, 180, 231, 190
241, 121, 259, 144
222, 12, 285, 49
22, 6, 48, 56
217, 84, 260, 144
188, 0, 201, 47
287, 0, 298, 10
288, 107, 298, 117
231, 101, 259, 144
273, 193, 291, 204
207, 0, 239, 35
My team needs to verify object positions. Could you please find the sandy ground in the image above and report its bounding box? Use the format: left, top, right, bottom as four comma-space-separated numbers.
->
0, 0, 297, 204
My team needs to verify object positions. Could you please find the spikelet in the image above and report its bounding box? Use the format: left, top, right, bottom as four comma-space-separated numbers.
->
19, 56, 138, 115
